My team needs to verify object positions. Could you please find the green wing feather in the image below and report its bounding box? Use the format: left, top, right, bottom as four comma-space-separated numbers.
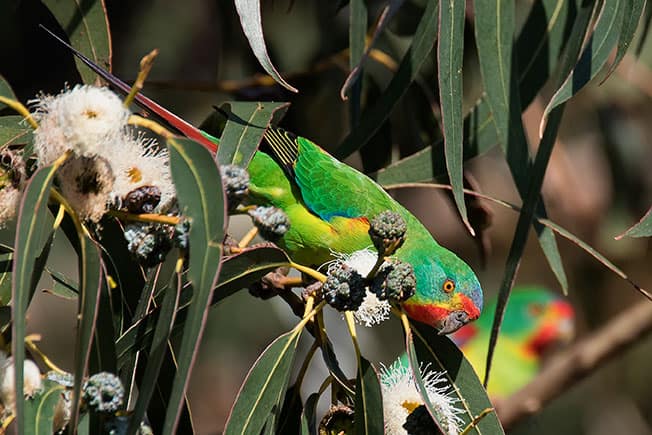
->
264, 128, 398, 221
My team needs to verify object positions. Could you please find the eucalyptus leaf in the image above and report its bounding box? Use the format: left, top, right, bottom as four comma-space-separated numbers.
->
542, 0, 625, 132
0, 253, 12, 305
353, 356, 384, 435
42, 0, 111, 85
615, 206, 652, 239
603, 0, 645, 78
217, 101, 290, 166
223, 328, 302, 435
276, 383, 304, 435
409, 322, 504, 434
128, 270, 181, 434
336, 0, 439, 158
162, 137, 226, 433
69, 234, 103, 431
23, 380, 66, 435
44, 268, 78, 299
234, 0, 298, 92
12, 161, 61, 431
0, 115, 32, 148
301, 392, 320, 435
0, 74, 17, 103
438, 0, 469, 233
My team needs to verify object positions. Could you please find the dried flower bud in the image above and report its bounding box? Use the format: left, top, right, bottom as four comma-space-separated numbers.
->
381, 359, 462, 435
0, 148, 25, 189
221, 164, 250, 209
174, 220, 191, 250
249, 206, 290, 241
124, 185, 161, 214
82, 372, 124, 413
319, 404, 354, 435
369, 211, 407, 255
402, 404, 439, 435
124, 223, 173, 267
46, 370, 74, 388
372, 260, 417, 302
322, 262, 366, 311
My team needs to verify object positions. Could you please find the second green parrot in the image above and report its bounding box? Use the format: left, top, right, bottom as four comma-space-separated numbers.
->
451, 286, 575, 398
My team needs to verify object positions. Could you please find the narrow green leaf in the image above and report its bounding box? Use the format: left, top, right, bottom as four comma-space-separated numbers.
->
604, 0, 646, 79
277, 383, 304, 435
217, 102, 290, 166
128, 270, 181, 434
0, 74, 16, 103
115, 246, 289, 366
354, 357, 384, 435
0, 307, 10, 332
69, 233, 104, 431
223, 328, 302, 435
42, 0, 111, 84
0, 253, 12, 305
12, 162, 61, 433
485, 107, 565, 388
615, 206, 652, 239
409, 322, 504, 434
346, 0, 367, 127
473, 0, 514, 147
405, 332, 445, 433
375, 0, 579, 185
213, 246, 290, 298
23, 380, 66, 435
336, 0, 439, 158
438, 0, 470, 233
90, 281, 118, 375
234, 0, 298, 92
542, 0, 625, 133
341, 0, 405, 101
319, 333, 355, 397
537, 217, 647, 297
44, 268, 78, 299
635, 0, 652, 55
162, 137, 226, 433
301, 392, 320, 435
0, 115, 32, 149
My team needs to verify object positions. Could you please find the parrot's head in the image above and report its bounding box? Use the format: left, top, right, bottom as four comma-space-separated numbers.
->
401, 252, 483, 335
498, 286, 574, 357
452, 286, 575, 356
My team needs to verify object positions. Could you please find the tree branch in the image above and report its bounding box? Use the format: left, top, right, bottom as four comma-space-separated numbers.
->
496, 300, 652, 428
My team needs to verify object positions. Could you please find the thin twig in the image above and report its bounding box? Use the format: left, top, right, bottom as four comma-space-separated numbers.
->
383, 182, 650, 301
496, 301, 652, 428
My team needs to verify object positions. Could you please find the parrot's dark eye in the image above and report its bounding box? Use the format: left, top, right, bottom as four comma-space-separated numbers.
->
528, 303, 545, 317
442, 279, 455, 293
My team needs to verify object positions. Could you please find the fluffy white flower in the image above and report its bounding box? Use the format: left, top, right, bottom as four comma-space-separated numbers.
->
57, 156, 115, 222
32, 85, 130, 164
380, 358, 462, 435
331, 248, 392, 327
109, 134, 175, 213
0, 187, 21, 228
353, 292, 391, 327
0, 351, 43, 414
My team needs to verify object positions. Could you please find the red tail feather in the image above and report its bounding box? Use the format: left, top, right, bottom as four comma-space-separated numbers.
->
40, 25, 217, 153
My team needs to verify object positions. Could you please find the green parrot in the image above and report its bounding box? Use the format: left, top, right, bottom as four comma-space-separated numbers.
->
451, 286, 575, 398
50, 30, 483, 334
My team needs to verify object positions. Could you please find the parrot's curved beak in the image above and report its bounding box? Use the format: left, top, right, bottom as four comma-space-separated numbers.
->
437, 310, 470, 335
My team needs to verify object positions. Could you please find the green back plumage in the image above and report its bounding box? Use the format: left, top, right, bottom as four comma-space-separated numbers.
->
247, 129, 483, 323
